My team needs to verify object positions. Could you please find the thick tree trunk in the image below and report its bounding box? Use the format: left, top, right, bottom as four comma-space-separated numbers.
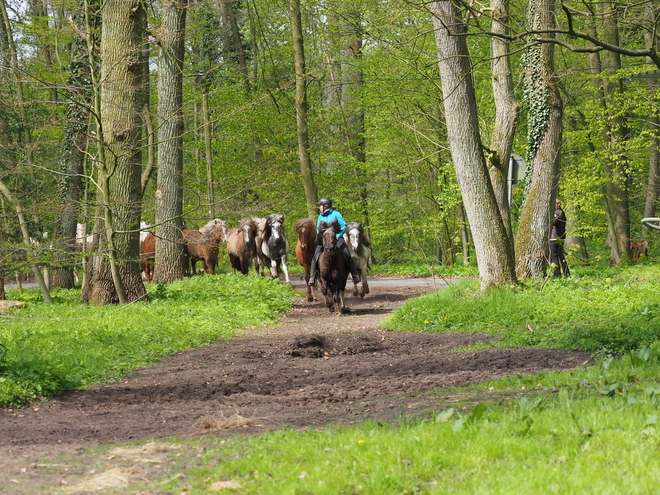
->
643, 4, 660, 231
431, 1, 516, 289
153, 0, 187, 283
82, 0, 147, 305
487, 0, 518, 241
514, 0, 563, 279
289, 0, 318, 217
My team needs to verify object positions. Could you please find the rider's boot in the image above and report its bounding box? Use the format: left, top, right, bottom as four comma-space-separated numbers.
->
348, 257, 360, 284
308, 253, 319, 286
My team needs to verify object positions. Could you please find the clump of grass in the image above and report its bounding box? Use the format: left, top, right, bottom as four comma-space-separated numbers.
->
0, 274, 294, 407
383, 265, 660, 353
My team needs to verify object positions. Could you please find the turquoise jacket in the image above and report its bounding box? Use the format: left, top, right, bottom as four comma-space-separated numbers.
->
317, 208, 347, 237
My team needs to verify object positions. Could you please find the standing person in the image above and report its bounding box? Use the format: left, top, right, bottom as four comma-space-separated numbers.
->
308, 198, 360, 286
550, 199, 570, 276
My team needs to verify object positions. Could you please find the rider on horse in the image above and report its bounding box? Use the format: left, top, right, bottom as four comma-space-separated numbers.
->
308, 197, 361, 286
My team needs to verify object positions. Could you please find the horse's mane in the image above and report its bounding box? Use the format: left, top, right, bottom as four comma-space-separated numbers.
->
295, 218, 314, 234
239, 217, 257, 233
266, 213, 286, 237
319, 220, 340, 235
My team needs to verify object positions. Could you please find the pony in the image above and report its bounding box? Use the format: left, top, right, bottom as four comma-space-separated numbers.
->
295, 218, 317, 302
140, 232, 156, 282
630, 239, 649, 263
183, 218, 228, 275
261, 213, 290, 283
252, 217, 268, 276
344, 222, 371, 298
226, 217, 258, 275
318, 220, 349, 313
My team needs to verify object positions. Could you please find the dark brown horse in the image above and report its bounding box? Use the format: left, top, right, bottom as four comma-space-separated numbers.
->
226, 218, 258, 275
295, 218, 317, 302
140, 232, 156, 282
318, 220, 349, 313
183, 219, 228, 275
344, 222, 371, 298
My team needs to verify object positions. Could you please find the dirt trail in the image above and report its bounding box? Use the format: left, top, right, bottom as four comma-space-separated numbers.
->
0, 280, 591, 484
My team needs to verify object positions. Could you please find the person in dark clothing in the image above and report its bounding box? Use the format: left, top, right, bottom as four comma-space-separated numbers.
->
308, 197, 360, 286
550, 199, 570, 276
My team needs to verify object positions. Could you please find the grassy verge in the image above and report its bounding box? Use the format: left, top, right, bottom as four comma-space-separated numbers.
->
383, 264, 660, 353
0, 274, 295, 407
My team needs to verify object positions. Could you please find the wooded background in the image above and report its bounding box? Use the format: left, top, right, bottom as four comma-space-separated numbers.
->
0, 0, 658, 302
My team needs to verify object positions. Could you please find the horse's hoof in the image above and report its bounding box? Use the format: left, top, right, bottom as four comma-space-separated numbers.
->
307, 296, 313, 303
359, 293, 365, 299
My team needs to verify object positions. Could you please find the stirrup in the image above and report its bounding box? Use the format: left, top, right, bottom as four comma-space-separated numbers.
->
308, 276, 316, 286
352, 274, 360, 284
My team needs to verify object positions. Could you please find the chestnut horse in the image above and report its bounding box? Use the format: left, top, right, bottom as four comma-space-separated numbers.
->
318, 220, 349, 313
261, 213, 290, 283
183, 218, 228, 275
226, 218, 258, 275
140, 232, 156, 282
295, 218, 317, 301
344, 222, 371, 298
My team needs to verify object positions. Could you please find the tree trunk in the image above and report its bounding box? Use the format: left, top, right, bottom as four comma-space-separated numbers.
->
50, 2, 95, 289
431, 1, 516, 289
593, 1, 632, 265
153, 0, 187, 283
289, 0, 318, 218
82, 0, 147, 305
514, 0, 563, 279
643, 2, 660, 232
487, 0, 518, 241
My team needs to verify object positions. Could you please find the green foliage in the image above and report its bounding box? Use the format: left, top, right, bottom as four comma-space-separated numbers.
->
384, 265, 660, 354
0, 275, 294, 407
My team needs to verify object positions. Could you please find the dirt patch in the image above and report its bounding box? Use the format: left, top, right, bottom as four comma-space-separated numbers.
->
0, 282, 592, 485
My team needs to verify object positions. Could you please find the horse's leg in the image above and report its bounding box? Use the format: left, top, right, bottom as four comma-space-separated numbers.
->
281, 255, 290, 283
270, 259, 278, 279
339, 290, 347, 313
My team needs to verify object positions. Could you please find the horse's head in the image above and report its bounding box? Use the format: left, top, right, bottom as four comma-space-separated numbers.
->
295, 218, 314, 251
320, 220, 340, 253
346, 222, 363, 251
267, 213, 285, 240
239, 218, 256, 245
202, 218, 228, 243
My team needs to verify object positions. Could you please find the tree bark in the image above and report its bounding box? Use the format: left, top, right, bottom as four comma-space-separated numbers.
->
431, 1, 516, 289
82, 0, 147, 305
289, 0, 318, 218
514, 0, 563, 279
487, 0, 518, 241
153, 0, 187, 283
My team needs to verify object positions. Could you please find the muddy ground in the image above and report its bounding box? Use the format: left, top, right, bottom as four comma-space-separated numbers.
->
0, 279, 592, 491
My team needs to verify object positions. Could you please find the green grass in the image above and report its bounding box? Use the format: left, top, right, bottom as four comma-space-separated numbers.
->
0, 274, 294, 407
383, 264, 660, 353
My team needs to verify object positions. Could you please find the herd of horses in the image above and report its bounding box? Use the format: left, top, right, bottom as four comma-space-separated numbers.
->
139, 214, 371, 313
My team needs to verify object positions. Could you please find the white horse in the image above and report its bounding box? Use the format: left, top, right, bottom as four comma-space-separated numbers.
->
344, 222, 371, 298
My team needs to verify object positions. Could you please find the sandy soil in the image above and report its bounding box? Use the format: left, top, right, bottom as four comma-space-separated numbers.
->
0, 280, 592, 492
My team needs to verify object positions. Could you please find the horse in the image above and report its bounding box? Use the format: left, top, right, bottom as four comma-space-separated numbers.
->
295, 218, 317, 302
344, 222, 371, 298
226, 217, 258, 275
140, 232, 156, 282
261, 213, 290, 283
252, 217, 268, 276
183, 218, 228, 275
318, 220, 349, 313
630, 239, 649, 263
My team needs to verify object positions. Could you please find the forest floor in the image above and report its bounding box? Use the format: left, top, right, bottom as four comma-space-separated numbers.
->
0, 277, 593, 493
